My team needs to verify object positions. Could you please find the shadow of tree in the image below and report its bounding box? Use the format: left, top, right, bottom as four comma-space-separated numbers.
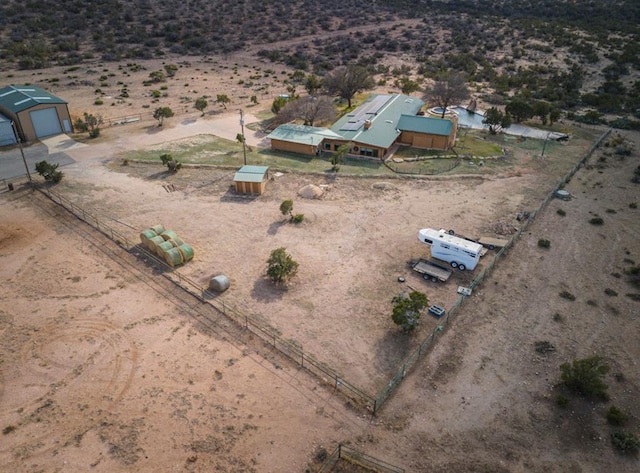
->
267, 220, 287, 235
251, 276, 287, 302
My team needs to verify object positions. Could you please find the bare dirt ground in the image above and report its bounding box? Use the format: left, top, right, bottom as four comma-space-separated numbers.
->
1, 56, 639, 471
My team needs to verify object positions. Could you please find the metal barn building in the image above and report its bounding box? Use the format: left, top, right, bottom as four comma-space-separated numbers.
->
0, 85, 73, 142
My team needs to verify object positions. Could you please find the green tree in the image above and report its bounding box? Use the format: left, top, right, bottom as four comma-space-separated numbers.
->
271, 96, 287, 114
423, 72, 470, 118
77, 112, 103, 138
195, 97, 208, 116
560, 355, 610, 400
549, 108, 562, 125
391, 291, 429, 332
397, 77, 420, 96
153, 106, 174, 126
35, 160, 63, 183
266, 248, 299, 285
160, 153, 181, 172
483, 107, 511, 134
323, 65, 375, 108
305, 74, 323, 96
280, 199, 294, 219
215, 94, 231, 109
250, 95, 258, 105
505, 99, 534, 123
532, 100, 552, 125
331, 142, 350, 172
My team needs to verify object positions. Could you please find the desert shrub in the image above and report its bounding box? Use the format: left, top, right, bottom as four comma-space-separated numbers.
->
611, 432, 640, 455
534, 341, 556, 353
538, 239, 551, 248
553, 312, 563, 322
604, 288, 618, 296
2, 425, 16, 435
624, 265, 640, 287
589, 217, 604, 225
94, 98, 104, 105
606, 406, 628, 426
559, 291, 576, 301
560, 355, 610, 400
586, 299, 598, 306
391, 291, 429, 332
292, 213, 304, 224
630, 202, 638, 208
605, 208, 617, 214
556, 393, 569, 408
557, 209, 566, 216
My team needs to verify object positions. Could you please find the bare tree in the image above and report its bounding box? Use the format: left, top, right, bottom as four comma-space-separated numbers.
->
323, 65, 374, 108
423, 72, 470, 118
275, 95, 336, 127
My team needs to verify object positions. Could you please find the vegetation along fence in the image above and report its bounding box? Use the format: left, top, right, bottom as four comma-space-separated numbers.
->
318, 444, 404, 473
35, 128, 611, 417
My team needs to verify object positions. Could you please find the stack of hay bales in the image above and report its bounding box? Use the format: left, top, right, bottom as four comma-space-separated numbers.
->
139, 225, 195, 267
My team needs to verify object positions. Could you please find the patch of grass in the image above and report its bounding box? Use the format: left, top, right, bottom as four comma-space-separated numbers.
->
630, 202, 638, 209
552, 312, 563, 322
586, 299, 598, 306
605, 208, 617, 214
559, 290, 576, 301
589, 217, 604, 225
604, 288, 618, 296
556, 208, 566, 216
626, 293, 640, 301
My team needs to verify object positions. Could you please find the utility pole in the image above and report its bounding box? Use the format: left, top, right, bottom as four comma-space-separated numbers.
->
541, 131, 551, 158
238, 109, 247, 166
11, 121, 32, 183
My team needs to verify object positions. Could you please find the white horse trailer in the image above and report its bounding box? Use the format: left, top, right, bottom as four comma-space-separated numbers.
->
418, 228, 482, 271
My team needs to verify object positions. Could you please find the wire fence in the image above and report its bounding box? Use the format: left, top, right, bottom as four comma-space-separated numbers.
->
36, 185, 377, 412
33, 127, 611, 417
372, 127, 612, 410
318, 444, 405, 473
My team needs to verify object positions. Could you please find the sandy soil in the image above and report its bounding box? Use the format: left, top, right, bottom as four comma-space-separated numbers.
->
1, 57, 639, 472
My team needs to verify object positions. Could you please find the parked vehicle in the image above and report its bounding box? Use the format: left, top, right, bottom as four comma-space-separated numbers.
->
410, 258, 453, 283
418, 228, 483, 271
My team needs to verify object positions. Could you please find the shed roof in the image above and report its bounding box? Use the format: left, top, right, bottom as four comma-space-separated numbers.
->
267, 123, 342, 146
0, 85, 67, 113
397, 114, 454, 136
234, 165, 269, 183
330, 94, 425, 149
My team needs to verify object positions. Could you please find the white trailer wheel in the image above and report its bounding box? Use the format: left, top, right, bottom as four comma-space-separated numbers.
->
451, 261, 458, 268
459, 264, 466, 271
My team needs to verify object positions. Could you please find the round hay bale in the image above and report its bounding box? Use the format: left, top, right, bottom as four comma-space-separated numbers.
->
150, 224, 165, 235
147, 235, 165, 251
167, 237, 184, 247
160, 230, 179, 241
164, 247, 184, 267
209, 275, 230, 292
156, 240, 174, 256
297, 184, 323, 199
140, 229, 157, 246
177, 244, 195, 262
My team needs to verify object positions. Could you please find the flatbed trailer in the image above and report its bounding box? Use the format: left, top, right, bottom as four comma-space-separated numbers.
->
410, 259, 453, 283
478, 236, 510, 250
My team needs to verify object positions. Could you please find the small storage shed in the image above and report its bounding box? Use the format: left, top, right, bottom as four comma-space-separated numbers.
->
0, 85, 73, 142
0, 112, 17, 147
233, 165, 269, 195
397, 114, 458, 150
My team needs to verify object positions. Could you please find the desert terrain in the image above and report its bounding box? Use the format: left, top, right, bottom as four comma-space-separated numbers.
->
1, 2, 639, 469
1, 100, 639, 472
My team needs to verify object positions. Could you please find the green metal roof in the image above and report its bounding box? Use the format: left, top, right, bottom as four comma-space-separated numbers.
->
330, 94, 425, 149
397, 114, 453, 136
267, 123, 342, 146
0, 85, 67, 113
234, 165, 269, 182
